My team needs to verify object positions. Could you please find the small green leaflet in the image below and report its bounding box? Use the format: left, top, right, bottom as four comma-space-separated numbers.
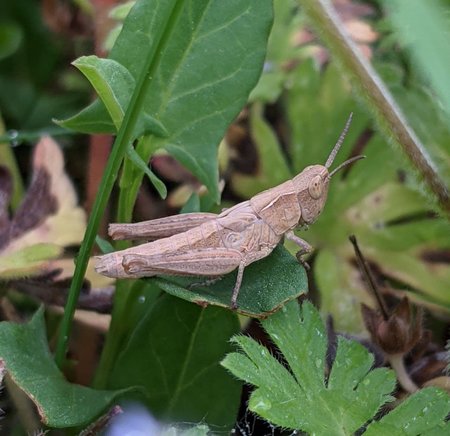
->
126, 144, 167, 199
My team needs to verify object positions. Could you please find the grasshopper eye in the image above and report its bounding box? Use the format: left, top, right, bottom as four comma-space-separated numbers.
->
308, 175, 323, 199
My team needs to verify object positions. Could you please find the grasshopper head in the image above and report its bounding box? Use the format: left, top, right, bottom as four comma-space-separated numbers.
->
292, 114, 364, 225
293, 164, 330, 225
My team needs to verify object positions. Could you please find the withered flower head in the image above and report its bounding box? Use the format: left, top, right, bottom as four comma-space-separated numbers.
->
361, 297, 423, 355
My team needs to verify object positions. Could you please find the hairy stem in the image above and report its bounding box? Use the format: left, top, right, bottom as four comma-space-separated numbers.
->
388, 353, 418, 393
300, 0, 450, 218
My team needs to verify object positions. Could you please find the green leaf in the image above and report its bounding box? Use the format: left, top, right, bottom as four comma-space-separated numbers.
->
108, 294, 241, 430
59, 0, 274, 202
70, 55, 168, 137
95, 235, 115, 254
155, 244, 308, 318
286, 61, 369, 171
385, 1, 450, 126
0, 308, 129, 428
109, 1, 135, 20
0, 243, 62, 279
180, 192, 201, 214
126, 144, 167, 198
364, 388, 450, 435
0, 22, 23, 61
72, 56, 135, 130
222, 301, 396, 433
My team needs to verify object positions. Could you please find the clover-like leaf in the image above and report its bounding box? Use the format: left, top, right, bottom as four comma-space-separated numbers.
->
222, 301, 450, 434
222, 301, 396, 433
364, 387, 450, 435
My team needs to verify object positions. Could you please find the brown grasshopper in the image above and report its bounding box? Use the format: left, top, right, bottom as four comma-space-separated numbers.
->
96, 115, 363, 308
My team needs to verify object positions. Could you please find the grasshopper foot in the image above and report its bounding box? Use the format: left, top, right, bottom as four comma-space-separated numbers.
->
296, 251, 311, 271
286, 231, 313, 271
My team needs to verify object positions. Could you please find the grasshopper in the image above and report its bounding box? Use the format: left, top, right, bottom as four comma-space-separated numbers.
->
96, 115, 363, 308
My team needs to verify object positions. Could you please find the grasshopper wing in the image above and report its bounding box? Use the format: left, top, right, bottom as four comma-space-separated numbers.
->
109, 212, 218, 241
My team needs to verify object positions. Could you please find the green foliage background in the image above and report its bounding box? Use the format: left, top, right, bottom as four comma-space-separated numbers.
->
0, 0, 449, 433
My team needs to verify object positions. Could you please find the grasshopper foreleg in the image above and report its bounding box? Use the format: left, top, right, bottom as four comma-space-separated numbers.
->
286, 230, 313, 270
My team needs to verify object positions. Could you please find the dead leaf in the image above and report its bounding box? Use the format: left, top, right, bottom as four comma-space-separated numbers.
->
0, 137, 86, 279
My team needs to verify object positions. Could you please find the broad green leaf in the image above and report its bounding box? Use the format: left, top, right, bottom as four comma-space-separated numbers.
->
155, 244, 308, 318
59, 0, 274, 201
108, 294, 241, 430
364, 388, 450, 435
0, 22, 22, 61
0, 308, 129, 428
222, 301, 396, 434
115, 279, 162, 346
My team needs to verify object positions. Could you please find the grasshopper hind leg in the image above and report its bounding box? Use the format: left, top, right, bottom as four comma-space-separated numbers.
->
120, 249, 248, 309
188, 261, 246, 310
121, 249, 244, 307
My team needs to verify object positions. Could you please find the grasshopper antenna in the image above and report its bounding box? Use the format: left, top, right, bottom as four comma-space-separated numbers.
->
329, 155, 365, 178
325, 112, 353, 169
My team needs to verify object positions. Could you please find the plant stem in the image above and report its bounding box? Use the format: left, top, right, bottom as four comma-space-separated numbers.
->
93, 111, 162, 390
349, 235, 389, 320
91, 1, 187, 386
0, 115, 25, 210
300, 0, 450, 218
55, 0, 186, 368
94, 0, 185, 383
0, 126, 71, 144
117, 136, 160, 223
388, 353, 418, 393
